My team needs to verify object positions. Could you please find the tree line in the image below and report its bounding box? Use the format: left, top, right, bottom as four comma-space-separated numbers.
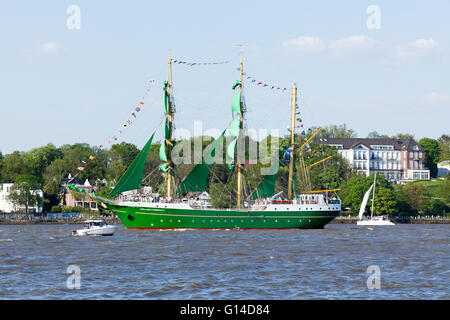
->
0, 124, 448, 215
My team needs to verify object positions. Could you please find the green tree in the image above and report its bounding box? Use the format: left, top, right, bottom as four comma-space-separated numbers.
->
0, 150, 3, 182
108, 142, 140, 182
393, 185, 412, 215
374, 186, 397, 215
339, 174, 391, 214
437, 134, 450, 162
1, 151, 26, 182
316, 124, 357, 138
43, 158, 67, 196
436, 180, 450, 205
366, 131, 390, 139
402, 182, 429, 214
209, 182, 233, 208
392, 133, 415, 140
23, 144, 61, 184
6, 175, 42, 214
424, 199, 449, 216
419, 138, 440, 178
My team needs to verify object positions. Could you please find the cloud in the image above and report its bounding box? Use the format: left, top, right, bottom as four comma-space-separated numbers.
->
24, 42, 67, 58
282, 36, 326, 53
396, 38, 441, 60
282, 35, 383, 58
423, 92, 450, 104
329, 35, 383, 55
38, 42, 60, 55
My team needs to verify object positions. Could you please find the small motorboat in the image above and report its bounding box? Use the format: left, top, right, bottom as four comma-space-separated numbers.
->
72, 219, 118, 236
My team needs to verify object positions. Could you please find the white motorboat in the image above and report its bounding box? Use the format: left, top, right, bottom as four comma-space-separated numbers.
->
356, 173, 395, 226
72, 219, 118, 236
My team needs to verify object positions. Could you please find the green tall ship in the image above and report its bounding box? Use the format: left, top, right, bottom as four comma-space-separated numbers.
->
81, 54, 341, 229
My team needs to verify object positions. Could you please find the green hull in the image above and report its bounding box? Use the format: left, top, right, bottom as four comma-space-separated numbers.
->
104, 203, 339, 229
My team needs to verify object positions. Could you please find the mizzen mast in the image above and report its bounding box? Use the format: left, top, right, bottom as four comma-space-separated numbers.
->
287, 84, 297, 200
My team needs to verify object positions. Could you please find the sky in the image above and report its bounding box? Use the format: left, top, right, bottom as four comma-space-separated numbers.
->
0, 0, 449, 154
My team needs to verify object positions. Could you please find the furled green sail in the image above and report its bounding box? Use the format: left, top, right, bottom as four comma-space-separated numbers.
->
110, 132, 155, 196
229, 116, 240, 138
159, 117, 170, 162
163, 81, 169, 113
176, 130, 226, 194
231, 91, 241, 116
159, 141, 167, 162
227, 138, 237, 160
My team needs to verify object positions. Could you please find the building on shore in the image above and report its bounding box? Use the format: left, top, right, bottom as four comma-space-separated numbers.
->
312, 137, 430, 184
0, 183, 43, 213
63, 179, 98, 211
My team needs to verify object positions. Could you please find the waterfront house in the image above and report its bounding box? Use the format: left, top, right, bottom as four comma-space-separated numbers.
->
63, 179, 98, 211
0, 183, 43, 213
312, 138, 430, 184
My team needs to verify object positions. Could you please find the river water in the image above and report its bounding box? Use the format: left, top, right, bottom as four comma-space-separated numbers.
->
0, 224, 448, 299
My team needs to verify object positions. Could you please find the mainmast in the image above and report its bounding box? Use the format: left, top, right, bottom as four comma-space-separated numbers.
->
167, 55, 174, 199
287, 84, 297, 200
236, 52, 244, 209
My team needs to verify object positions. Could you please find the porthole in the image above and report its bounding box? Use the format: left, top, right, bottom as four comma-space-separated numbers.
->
275, 220, 278, 223
178, 220, 180, 223
160, 219, 163, 222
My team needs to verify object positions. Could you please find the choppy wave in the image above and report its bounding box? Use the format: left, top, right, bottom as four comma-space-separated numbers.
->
0, 224, 448, 299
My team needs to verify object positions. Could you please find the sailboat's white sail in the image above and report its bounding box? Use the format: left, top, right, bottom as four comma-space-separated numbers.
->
358, 184, 374, 220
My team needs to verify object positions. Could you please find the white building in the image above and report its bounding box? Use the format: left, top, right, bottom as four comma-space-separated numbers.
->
313, 138, 430, 184
0, 183, 44, 213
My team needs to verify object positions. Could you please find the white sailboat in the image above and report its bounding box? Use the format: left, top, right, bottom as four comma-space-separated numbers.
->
356, 173, 395, 226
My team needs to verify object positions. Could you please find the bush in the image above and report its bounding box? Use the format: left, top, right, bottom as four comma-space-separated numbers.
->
424, 199, 449, 216
50, 205, 62, 213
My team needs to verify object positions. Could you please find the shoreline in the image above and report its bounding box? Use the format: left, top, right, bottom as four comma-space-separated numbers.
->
0, 216, 123, 225
1, 216, 449, 225
331, 216, 450, 224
